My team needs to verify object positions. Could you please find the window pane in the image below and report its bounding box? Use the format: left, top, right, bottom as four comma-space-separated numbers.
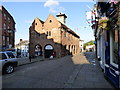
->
6, 52, 15, 58
112, 30, 118, 64
1, 53, 7, 59
8, 17, 10, 22
4, 13, 6, 19
4, 23, 6, 30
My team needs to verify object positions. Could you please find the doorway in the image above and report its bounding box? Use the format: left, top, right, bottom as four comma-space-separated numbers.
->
44, 44, 53, 58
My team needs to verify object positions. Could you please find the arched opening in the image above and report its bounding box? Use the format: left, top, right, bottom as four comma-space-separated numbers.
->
71, 45, 74, 55
34, 44, 42, 56
44, 44, 54, 58
68, 45, 71, 55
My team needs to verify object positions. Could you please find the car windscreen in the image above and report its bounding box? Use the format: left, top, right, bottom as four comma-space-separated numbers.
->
6, 52, 15, 58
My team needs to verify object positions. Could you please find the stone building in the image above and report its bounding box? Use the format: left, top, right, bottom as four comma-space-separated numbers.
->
0, 6, 16, 51
29, 13, 80, 58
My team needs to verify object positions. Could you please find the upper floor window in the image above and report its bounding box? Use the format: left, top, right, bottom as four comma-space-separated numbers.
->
49, 31, 51, 36
46, 31, 51, 36
2, 36, 5, 41
64, 31, 66, 37
2, 36, 5, 45
50, 20, 52, 23
4, 23, 6, 30
46, 31, 48, 36
4, 13, 6, 19
8, 26, 10, 29
8, 17, 10, 23
42, 24, 44, 27
68, 33, 70, 40
7, 37, 9, 42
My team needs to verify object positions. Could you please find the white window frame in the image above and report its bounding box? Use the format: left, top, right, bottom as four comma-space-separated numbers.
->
110, 30, 118, 68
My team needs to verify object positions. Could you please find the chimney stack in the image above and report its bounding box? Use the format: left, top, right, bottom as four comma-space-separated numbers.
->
56, 12, 67, 24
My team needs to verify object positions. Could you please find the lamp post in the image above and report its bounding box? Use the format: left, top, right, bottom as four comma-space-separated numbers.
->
8, 29, 12, 49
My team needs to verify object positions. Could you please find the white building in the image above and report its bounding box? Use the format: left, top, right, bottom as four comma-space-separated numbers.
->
79, 40, 84, 53
86, 44, 95, 52
15, 39, 29, 57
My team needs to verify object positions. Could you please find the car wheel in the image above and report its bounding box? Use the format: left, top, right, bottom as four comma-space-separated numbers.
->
4, 65, 14, 74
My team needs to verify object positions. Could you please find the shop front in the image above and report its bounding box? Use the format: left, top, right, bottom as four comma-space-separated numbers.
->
104, 28, 119, 88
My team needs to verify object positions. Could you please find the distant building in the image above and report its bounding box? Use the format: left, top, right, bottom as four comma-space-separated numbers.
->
15, 39, 29, 57
0, 6, 16, 51
29, 13, 80, 58
86, 44, 95, 52
79, 40, 84, 53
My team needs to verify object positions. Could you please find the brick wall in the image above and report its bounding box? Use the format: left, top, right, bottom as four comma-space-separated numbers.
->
29, 14, 80, 58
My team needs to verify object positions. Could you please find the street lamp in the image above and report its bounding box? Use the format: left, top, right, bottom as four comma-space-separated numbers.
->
8, 29, 12, 48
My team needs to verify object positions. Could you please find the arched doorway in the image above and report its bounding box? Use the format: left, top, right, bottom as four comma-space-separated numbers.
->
35, 44, 42, 56
68, 45, 71, 55
44, 44, 53, 58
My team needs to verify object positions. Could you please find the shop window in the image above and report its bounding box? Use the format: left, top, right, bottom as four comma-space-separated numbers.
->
110, 29, 119, 67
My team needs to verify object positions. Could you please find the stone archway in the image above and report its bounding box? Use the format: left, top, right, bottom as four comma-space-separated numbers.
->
35, 44, 42, 56
68, 45, 71, 55
44, 44, 54, 58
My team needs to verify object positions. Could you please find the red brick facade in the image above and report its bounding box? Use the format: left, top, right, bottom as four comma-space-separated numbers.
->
0, 6, 16, 51
29, 14, 80, 58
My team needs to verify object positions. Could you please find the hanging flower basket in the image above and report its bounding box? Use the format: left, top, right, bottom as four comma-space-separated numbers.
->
98, 17, 110, 30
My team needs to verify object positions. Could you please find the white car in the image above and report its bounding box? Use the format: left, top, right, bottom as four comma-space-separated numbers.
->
0, 51, 18, 74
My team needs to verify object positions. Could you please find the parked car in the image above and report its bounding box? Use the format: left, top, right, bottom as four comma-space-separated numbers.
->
0, 51, 18, 74
6, 48, 17, 58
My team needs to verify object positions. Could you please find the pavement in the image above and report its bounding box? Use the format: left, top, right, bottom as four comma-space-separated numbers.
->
17, 56, 44, 66
2, 52, 115, 88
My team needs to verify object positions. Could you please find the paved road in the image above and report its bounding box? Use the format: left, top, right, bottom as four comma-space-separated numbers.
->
2, 52, 114, 88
